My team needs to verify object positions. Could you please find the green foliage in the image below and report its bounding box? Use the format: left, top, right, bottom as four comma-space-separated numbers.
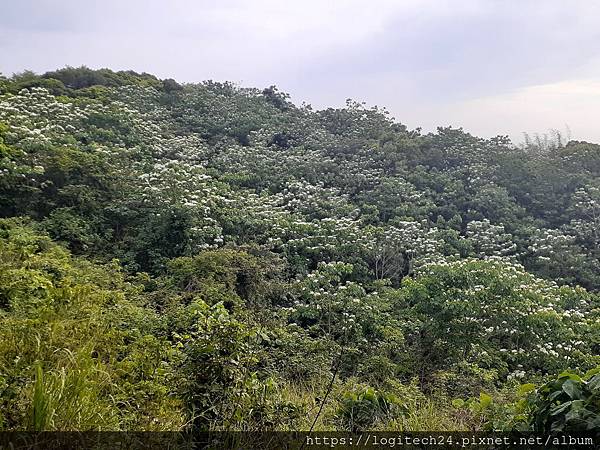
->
0, 219, 184, 430
174, 300, 260, 428
337, 386, 405, 431
399, 259, 598, 386
527, 368, 600, 433
42, 66, 162, 91
165, 249, 282, 308
0, 69, 599, 432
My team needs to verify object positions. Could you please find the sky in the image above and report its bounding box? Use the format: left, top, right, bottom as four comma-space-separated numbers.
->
1, 0, 600, 143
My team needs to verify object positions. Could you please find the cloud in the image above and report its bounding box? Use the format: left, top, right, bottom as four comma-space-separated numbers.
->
435, 76, 600, 143
289, 1, 600, 102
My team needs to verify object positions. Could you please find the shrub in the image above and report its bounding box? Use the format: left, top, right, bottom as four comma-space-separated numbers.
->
527, 368, 600, 433
337, 386, 406, 431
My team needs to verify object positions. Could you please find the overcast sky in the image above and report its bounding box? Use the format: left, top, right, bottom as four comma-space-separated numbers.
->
2, 0, 600, 143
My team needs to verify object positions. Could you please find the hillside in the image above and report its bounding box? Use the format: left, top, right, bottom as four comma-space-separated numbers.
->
0, 67, 599, 432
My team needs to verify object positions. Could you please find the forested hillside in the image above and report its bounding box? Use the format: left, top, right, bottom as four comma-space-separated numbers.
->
0, 67, 599, 432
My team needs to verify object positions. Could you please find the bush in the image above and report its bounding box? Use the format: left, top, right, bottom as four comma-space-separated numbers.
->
0, 219, 184, 430
337, 386, 406, 431
527, 368, 600, 433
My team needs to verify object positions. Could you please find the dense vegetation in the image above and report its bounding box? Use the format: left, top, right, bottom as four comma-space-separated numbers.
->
0, 67, 599, 432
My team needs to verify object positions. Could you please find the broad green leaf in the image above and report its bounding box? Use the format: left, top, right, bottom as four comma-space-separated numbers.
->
562, 379, 582, 399
558, 371, 581, 382
586, 374, 600, 391
550, 401, 572, 416
479, 392, 492, 408
518, 383, 536, 396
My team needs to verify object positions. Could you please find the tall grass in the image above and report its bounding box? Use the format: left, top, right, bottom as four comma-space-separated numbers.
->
31, 363, 52, 431
28, 351, 120, 431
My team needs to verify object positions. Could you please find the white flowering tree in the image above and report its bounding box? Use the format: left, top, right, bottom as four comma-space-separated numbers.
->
287, 261, 404, 380
368, 220, 444, 285
569, 183, 600, 250
525, 227, 595, 287
365, 177, 436, 222
400, 259, 599, 384
465, 219, 518, 259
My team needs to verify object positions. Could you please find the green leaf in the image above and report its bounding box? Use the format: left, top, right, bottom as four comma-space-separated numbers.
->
479, 392, 492, 408
452, 398, 465, 408
558, 371, 581, 382
586, 374, 600, 391
562, 379, 582, 399
518, 383, 536, 396
548, 390, 563, 401
565, 406, 584, 422
583, 367, 600, 380
550, 401, 572, 416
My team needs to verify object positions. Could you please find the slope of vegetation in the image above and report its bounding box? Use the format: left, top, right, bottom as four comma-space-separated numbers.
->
0, 67, 599, 432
